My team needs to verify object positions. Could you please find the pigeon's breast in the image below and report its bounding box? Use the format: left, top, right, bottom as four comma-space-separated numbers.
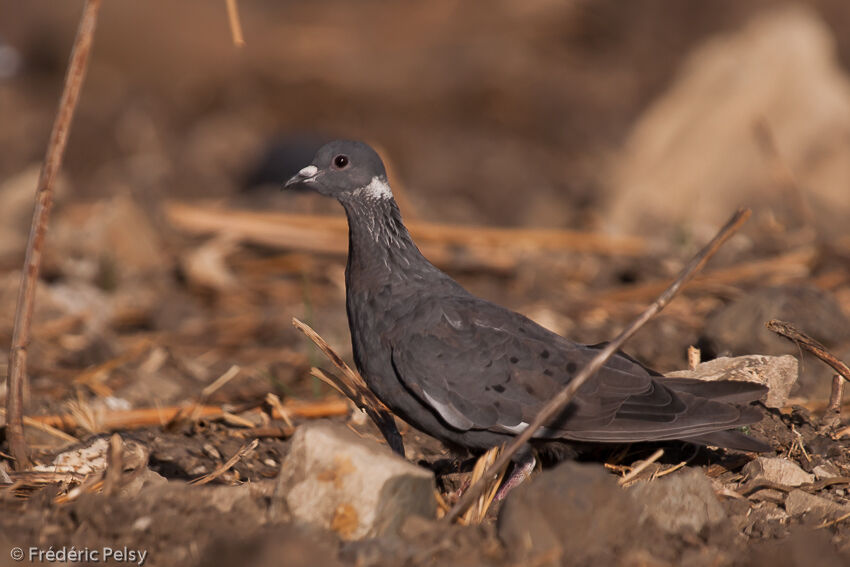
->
346, 283, 417, 376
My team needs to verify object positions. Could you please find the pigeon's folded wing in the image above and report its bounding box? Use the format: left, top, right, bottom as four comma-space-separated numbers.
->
386, 296, 745, 440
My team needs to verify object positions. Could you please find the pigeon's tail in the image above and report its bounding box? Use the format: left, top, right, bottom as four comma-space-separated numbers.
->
682, 429, 772, 452
661, 377, 768, 405
654, 378, 771, 452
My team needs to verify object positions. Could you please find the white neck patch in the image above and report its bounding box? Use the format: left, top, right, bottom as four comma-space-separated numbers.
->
354, 176, 393, 200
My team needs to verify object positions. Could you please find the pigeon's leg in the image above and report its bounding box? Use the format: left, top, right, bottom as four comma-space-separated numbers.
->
495, 449, 537, 501
372, 411, 405, 457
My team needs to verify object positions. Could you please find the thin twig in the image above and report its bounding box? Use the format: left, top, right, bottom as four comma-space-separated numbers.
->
190, 438, 258, 486
826, 374, 845, 424
818, 510, 850, 529
5, 0, 102, 470
444, 208, 752, 523
233, 425, 294, 438
766, 319, 850, 425
618, 448, 664, 486
165, 364, 242, 428
654, 459, 688, 479
18, 399, 348, 433
0, 409, 79, 445
191, 364, 241, 421
265, 393, 294, 428
225, 0, 245, 47
687, 346, 701, 370
102, 433, 123, 496
766, 320, 850, 382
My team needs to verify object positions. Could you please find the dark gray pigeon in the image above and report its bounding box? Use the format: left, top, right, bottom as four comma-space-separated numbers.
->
285, 140, 769, 468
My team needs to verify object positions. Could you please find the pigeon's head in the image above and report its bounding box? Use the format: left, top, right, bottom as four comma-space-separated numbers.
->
284, 140, 392, 201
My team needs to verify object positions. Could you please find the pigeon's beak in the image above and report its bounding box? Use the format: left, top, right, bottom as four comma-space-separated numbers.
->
284, 165, 319, 189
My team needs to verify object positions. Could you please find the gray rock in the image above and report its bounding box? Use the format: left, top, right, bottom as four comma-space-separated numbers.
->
743, 457, 814, 487
629, 468, 726, 534
666, 354, 797, 408
499, 461, 641, 565
813, 463, 841, 480
784, 489, 850, 524
120, 467, 168, 498
276, 421, 436, 540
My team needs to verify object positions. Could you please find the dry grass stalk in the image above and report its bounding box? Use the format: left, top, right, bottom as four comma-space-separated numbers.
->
6, 0, 103, 471
687, 346, 701, 370
202, 365, 241, 398
22, 399, 348, 434
102, 433, 123, 496
65, 397, 100, 434
265, 392, 294, 428
190, 438, 258, 486
225, 0, 245, 47
192, 364, 240, 420
445, 208, 752, 523
461, 445, 507, 525
164, 202, 649, 270
165, 364, 242, 427
55, 476, 104, 504
818, 511, 850, 529
433, 489, 450, 517
618, 448, 664, 486
280, 398, 350, 419
0, 409, 79, 445
653, 459, 689, 479
220, 412, 256, 428
293, 317, 405, 455
234, 425, 294, 438
292, 318, 368, 392
827, 375, 845, 425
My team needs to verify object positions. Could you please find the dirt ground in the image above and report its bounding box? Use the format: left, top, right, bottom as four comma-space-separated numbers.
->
2, 1, 850, 566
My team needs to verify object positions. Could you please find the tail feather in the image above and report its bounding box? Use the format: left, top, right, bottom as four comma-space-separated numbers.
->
682, 429, 771, 452
661, 377, 768, 404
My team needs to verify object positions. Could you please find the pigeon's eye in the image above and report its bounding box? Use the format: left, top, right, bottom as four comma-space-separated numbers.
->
333, 155, 350, 169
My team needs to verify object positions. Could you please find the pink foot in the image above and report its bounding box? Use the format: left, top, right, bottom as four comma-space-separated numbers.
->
495, 454, 536, 500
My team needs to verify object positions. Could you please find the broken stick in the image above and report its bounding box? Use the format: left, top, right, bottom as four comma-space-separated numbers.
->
766, 319, 849, 425
6, 0, 103, 470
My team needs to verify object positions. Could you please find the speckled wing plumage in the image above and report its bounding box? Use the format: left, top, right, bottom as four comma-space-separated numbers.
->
387, 294, 766, 446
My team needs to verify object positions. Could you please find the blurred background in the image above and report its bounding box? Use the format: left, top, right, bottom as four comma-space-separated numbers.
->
3, 1, 850, 562
0, 0, 849, 403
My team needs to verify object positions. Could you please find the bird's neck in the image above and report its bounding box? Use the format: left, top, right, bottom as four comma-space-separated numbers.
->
341, 196, 428, 282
